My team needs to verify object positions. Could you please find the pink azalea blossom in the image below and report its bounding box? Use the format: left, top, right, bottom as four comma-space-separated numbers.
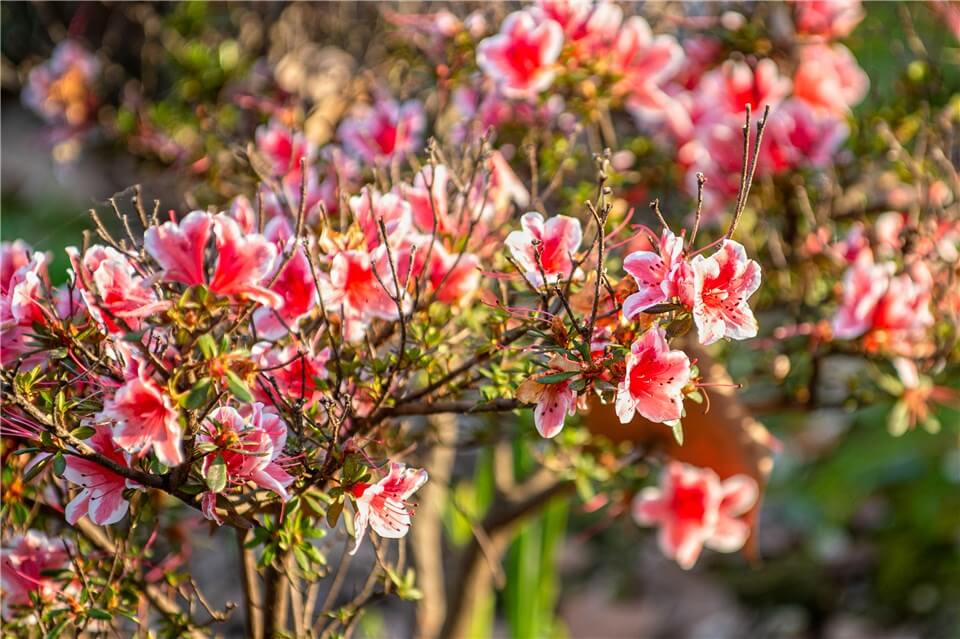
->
350, 462, 428, 554
763, 99, 849, 171
21, 40, 99, 129
1, 531, 74, 619
793, 43, 869, 115
323, 248, 405, 343
536, 0, 622, 60
690, 240, 762, 345
610, 17, 685, 125
253, 340, 330, 408
793, 0, 865, 39
622, 229, 688, 319
425, 244, 481, 305
349, 187, 414, 250
338, 93, 425, 164
615, 327, 692, 424
476, 10, 564, 99
253, 245, 317, 340
254, 119, 316, 180
832, 252, 894, 338
63, 425, 140, 525
405, 164, 453, 234
505, 211, 583, 285
67, 245, 171, 333
633, 462, 759, 569
144, 212, 282, 308
199, 404, 294, 525
98, 354, 183, 466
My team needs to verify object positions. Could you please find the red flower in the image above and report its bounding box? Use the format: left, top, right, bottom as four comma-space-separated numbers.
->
322, 248, 405, 343
690, 240, 762, 345
254, 119, 316, 180
253, 245, 317, 340
615, 327, 692, 424
477, 10, 564, 99
793, 0, 864, 39
350, 462, 428, 554
63, 425, 140, 526
633, 462, 759, 569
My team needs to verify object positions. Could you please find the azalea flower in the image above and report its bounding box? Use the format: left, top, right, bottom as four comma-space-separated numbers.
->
516, 356, 581, 438
63, 425, 140, 526
67, 245, 171, 334
144, 211, 282, 308
21, 40, 99, 130
350, 462, 428, 554
253, 245, 317, 340
792, 43, 869, 115
0, 531, 74, 619
425, 244, 481, 305
763, 99, 849, 171
622, 229, 689, 319
690, 240, 762, 345
322, 248, 404, 343
253, 340, 330, 408
610, 16, 685, 125
1, 248, 50, 366
476, 10, 564, 99
199, 404, 293, 525
505, 211, 583, 285
615, 327, 692, 424
404, 164, 453, 234
254, 119, 316, 181
338, 92, 425, 164
832, 251, 894, 339
348, 187, 414, 250
792, 0, 865, 39
633, 461, 759, 569
98, 354, 183, 466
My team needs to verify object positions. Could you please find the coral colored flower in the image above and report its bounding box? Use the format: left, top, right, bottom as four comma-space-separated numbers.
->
348, 187, 414, 250
199, 404, 293, 525
1, 531, 74, 619
63, 425, 140, 525
505, 212, 583, 285
21, 40, 99, 129
483, 150, 532, 218
763, 99, 849, 171
253, 245, 317, 340
476, 10, 564, 99
516, 356, 581, 438
1, 250, 50, 362
793, 43, 869, 115
339, 93, 425, 164
323, 248, 405, 343
350, 462, 428, 554
145, 212, 282, 308
633, 462, 759, 569
610, 17, 685, 123
622, 229, 688, 318
253, 340, 330, 408
690, 240, 762, 345
426, 244, 481, 305
793, 0, 864, 39
67, 245, 171, 333
98, 355, 183, 466
405, 164, 453, 234
615, 327, 692, 424
254, 119, 316, 180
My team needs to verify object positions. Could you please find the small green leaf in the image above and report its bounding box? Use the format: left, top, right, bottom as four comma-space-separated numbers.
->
205, 454, 228, 493
182, 377, 213, 410
887, 400, 910, 436
670, 421, 684, 445
225, 370, 254, 403
70, 425, 96, 440
88, 608, 113, 621
52, 452, 66, 477
642, 303, 682, 315
196, 334, 218, 359
537, 371, 578, 384
326, 499, 344, 528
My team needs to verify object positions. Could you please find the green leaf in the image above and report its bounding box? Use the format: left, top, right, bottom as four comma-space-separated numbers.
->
642, 303, 682, 315
196, 334, 218, 359
24, 455, 51, 482
536, 371, 578, 385
52, 452, 66, 477
326, 499, 344, 528
205, 454, 228, 493
670, 421, 684, 445
70, 425, 96, 440
88, 608, 113, 621
182, 377, 213, 410
225, 370, 254, 403
887, 400, 910, 436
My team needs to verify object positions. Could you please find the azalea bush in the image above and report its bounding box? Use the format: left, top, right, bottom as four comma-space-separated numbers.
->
2, 1, 959, 637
